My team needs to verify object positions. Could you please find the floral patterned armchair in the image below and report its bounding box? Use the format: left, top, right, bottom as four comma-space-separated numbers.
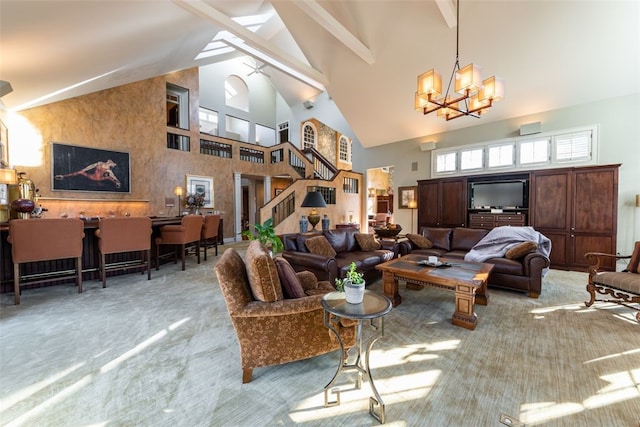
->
214, 241, 356, 383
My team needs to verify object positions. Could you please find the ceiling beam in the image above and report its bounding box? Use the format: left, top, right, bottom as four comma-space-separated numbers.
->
435, 0, 457, 28
172, 0, 328, 87
291, 1, 375, 65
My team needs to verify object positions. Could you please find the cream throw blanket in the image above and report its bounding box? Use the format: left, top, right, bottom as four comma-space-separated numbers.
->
464, 226, 552, 273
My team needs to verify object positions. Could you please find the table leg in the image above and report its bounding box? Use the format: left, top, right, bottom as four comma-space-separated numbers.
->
475, 280, 489, 306
452, 282, 478, 330
382, 270, 402, 307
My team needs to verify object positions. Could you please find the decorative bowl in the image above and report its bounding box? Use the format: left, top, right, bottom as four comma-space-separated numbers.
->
11, 199, 35, 213
373, 225, 402, 238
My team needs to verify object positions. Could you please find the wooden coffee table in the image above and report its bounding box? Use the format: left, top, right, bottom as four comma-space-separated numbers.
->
376, 254, 494, 330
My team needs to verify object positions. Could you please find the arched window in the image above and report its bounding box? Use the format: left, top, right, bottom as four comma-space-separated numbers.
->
302, 122, 317, 150
225, 75, 249, 112
339, 135, 351, 163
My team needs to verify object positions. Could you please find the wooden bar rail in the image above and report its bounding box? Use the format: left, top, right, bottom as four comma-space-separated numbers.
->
0, 216, 223, 294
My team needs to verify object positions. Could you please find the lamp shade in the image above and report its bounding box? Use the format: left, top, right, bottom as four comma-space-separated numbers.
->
301, 191, 326, 208
408, 199, 418, 209
174, 186, 184, 197
0, 169, 16, 185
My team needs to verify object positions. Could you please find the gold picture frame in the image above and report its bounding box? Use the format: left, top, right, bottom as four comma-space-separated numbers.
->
185, 174, 214, 208
398, 186, 417, 209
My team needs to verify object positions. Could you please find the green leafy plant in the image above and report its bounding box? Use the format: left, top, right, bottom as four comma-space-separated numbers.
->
241, 218, 284, 255
334, 261, 365, 292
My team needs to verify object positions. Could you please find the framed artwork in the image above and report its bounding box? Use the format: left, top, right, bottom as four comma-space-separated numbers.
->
51, 142, 130, 193
186, 174, 214, 208
398, 186, 417, 209
0, 119, 8, 168
274, 188, 284, 196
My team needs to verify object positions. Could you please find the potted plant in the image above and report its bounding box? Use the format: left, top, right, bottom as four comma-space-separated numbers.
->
335, 261, 365, 304
241, 218, 284, 256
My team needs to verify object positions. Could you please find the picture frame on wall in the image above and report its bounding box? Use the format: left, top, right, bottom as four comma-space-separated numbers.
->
398, 186, 417, 209
186, 174, 214, 208
51, 142, 131, 193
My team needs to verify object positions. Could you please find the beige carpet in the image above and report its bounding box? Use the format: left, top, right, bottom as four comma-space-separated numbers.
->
1, 242, 639, 426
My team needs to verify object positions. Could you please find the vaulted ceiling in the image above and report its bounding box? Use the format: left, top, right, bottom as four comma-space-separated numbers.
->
1, 1, 638, 148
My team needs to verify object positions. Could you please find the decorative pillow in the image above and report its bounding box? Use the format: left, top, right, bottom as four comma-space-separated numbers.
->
625, 241, 640, 273
274, 257, 306, 299
245, 240, 283, 302
355, 233, 381, 251
422, 228, 452, 250
305, 235, 337, 258
505, 241, 538, 260
406, 233, 433, 249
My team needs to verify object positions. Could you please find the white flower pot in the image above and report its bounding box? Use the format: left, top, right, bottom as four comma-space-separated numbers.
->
344, 281, 365, 304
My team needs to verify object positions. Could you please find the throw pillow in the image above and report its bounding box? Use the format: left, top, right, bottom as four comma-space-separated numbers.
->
305, 235, 337, 258
274, 257, 306, 299
406, 233, 433, 249
355, 233, 381, 251
245, 240, 283, 302
625, 241, 640, 273
505, 241, 538, 259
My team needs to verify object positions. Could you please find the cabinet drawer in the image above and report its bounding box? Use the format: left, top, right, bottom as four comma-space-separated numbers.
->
469, 214, 494, 221
469, 221, 494, 229
496, 215, 526, 224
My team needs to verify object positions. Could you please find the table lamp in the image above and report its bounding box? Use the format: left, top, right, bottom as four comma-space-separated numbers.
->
301, 191, 326, 230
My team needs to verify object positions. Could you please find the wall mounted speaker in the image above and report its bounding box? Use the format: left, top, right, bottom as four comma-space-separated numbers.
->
303, 100, 314, 109
420, 141, 437, 151
519, 122, 541, 135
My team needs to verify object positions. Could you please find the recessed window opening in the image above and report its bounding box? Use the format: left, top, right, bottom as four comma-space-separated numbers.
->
225, 75, 249, 112
166, 84, 189, 129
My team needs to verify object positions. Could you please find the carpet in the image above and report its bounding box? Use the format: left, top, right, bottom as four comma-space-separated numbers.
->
1, 243, 638, 426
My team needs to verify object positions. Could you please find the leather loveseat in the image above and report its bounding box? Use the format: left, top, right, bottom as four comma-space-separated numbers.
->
400, 226, 551, 298
282, 228, 400, 284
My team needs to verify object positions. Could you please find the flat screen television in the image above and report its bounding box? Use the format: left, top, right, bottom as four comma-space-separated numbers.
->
469, 180, 528, 209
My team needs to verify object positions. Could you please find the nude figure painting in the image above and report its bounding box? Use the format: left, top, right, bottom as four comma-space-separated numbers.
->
52, 143, 130, 192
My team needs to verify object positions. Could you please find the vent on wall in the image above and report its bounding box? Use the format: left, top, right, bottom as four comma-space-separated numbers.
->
303, 100, 314, 109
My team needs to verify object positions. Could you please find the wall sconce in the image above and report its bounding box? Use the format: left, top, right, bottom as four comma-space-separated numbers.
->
636, 194, 640, 208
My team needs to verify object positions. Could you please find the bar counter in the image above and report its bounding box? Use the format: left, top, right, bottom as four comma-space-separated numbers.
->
0, 216, 223, 294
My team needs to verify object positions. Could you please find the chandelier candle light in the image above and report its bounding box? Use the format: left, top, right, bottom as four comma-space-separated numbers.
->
414, 0, 504, 120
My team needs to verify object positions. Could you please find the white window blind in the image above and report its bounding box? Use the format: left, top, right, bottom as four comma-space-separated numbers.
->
519, 138, 550, 165
436, 152, 457, 173
460, 148, 484, 170
488, 144, 514, 168
555, 131, 591, 161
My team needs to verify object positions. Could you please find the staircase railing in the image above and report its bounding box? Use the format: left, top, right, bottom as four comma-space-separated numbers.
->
303, 147, 338, 180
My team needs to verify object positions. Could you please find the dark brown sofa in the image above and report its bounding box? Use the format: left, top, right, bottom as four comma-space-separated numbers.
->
400, 227, 550, 298
281, 228, 399, 284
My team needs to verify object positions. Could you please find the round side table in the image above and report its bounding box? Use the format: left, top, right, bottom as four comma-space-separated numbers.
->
321, 290, 392, 424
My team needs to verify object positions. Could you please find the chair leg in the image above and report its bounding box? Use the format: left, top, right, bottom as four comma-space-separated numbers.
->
155, 244, 161, 271
13, 263, 20, 305
180, 244, 186, 271
100, 253, 107, 288
196, 241, 201, 264
76, 257, 83, 294
242, 368, 253, 383
202, 238, 208, 261
145, 249, 151, 280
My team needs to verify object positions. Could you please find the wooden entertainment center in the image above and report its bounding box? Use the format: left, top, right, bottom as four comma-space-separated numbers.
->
417, 164, 620, 272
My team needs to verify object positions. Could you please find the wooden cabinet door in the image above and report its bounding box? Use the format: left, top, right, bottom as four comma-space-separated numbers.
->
572, 168, 617, 235
530, 170, 571, 231
418, 181, 439, 227
440, 179, 466, 227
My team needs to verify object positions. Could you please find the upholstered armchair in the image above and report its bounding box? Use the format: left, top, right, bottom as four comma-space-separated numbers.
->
214, 241, 356, 383
585, 241, 640, 321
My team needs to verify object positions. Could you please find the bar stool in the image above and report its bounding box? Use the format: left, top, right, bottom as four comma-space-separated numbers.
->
95, 216, 152, 287
8, 218, 85, 305
155, 214, 203, 271
201, 214, 221, 260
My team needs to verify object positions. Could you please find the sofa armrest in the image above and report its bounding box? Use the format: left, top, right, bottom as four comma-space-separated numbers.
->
521, 252, 550, 276
379, 240, 402, 258
398, 240, 414, 256
282, 251, 338, 282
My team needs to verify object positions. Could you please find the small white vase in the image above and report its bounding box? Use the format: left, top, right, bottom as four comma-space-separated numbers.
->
344, 281, 365, 304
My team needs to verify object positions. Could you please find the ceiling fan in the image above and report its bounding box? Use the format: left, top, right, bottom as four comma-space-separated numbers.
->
244, 60, 270, 77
